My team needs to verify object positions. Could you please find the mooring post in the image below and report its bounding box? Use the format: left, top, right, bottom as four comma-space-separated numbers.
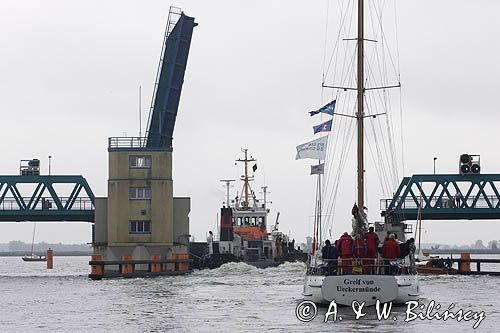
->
46, 248, 53, 269
90, 254, 103, 279
459, 253, 471, 272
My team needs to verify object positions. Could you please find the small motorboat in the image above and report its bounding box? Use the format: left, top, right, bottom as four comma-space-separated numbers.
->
416, 258, 457, 275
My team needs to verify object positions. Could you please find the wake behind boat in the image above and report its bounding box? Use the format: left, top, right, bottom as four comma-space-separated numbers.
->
297, 0, 419, 306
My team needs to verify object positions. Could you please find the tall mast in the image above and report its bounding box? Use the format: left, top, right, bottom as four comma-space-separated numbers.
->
237, 149, 256, 208
31, 223, 36, 255
356, 0, 365, 211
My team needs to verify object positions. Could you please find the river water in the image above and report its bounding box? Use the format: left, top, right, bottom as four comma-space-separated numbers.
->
0, 256, 498, 332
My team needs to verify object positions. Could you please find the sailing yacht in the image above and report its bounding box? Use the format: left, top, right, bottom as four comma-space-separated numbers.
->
298, 0, 419, 306
22, 223, 46, 262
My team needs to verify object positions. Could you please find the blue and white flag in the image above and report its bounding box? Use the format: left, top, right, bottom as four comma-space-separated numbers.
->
296, 136, 328, 160
313, 119, 332, 134
309, 100, 336, 116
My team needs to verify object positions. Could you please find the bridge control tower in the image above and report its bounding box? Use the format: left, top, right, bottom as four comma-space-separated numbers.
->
93, 8, 197, 265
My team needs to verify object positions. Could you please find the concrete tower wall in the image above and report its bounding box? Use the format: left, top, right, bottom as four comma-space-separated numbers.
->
107, 151, 173, 246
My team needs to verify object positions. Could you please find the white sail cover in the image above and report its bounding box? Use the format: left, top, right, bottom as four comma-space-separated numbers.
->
295, 135, 328, 160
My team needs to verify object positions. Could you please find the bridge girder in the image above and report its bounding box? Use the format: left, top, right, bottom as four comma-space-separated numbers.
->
0, 175, 95, 222
381, 174, 500, 223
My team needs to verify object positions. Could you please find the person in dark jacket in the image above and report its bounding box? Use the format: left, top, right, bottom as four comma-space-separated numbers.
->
399, 240, 411, 259
322, 240, 332, 259
381, 234, 401, 275
321, 240, 339, 275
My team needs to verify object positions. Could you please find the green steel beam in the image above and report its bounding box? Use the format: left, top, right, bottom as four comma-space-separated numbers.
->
382, 173, 500, 223
0, 175, 95, 222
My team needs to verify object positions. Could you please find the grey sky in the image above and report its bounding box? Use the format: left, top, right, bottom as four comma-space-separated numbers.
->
1, 0, 499, 245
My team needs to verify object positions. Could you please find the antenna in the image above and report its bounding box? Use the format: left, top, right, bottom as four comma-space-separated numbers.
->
139, 85, 142, 138
220, 179, 235, 207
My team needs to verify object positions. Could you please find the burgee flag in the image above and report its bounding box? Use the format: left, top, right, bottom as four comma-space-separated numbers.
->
309, 100, 336, 116
310, 163, 325, 175
295, 136, 328, 160
313, 119, 332, 134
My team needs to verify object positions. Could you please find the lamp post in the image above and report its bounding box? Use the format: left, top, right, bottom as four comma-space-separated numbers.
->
48, 155, 52, 175
433, 157, 437, 174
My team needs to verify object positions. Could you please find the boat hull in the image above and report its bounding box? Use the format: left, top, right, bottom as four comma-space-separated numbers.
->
303, 274, 419, 306
22, 257, 47, 262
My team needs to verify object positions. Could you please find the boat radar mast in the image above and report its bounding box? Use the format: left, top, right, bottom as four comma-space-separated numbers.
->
236, 148, 257, 209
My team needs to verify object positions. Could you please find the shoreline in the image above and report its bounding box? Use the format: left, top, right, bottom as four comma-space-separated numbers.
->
0, 251, 91, 257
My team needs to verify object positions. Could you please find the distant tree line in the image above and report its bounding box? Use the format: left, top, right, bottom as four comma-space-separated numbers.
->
4, 240, 91, 252
424, 240, 499, 251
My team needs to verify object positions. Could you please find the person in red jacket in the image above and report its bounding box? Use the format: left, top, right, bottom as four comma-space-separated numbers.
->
337, 232, 354, 274
381, 234, 401, 275
363, 226, 380, 274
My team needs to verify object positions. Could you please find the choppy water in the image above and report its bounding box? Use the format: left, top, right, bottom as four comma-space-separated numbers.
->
0, 256, 499, 332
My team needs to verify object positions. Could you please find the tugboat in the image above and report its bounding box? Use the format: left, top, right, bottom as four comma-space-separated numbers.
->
190, 149, 307, 269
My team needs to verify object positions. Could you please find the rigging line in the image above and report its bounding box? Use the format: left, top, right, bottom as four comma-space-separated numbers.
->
365, 0, 398, 92
384, 88, 400, 188
336, 2, 357, 89
393, 0, 402, 76
364, 61, 392, 180
373, 0, 401, 186
365, 99, 392, 195
329, 0, 352, 85
322, 94, 353, 206
321, 0, 331, 108
364, 56, 399, 189
322, 0, 331, 85
323, 98, 356, 220
336, 33, 357, 92
325, 65, 356, 197
369, 121, 391, 197
324, 124, 356, 237
365, 96, 389, 194
399, 84, 405, 176
323, 108, 352, 224
324, 62, 357, 179
366, 126, 388, 197
366, 86, 397, 189
372, 0, 400, 83
327, 0, 354, 83
365, 90, 393, 194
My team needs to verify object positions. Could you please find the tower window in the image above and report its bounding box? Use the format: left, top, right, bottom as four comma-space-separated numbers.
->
129, 187, 151, 200
129, 155, 152, 168
129, 220, 151, 234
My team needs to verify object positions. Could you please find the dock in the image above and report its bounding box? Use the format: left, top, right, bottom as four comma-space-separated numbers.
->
89, 256, 192, 280
453, 257, 500, 276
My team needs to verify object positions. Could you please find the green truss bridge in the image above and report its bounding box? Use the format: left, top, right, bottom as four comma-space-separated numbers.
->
381, 174, 500, 223
0, 175, 95, 222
